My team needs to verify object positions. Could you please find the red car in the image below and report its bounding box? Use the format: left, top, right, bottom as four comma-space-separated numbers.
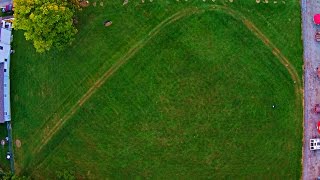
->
314, 14, 320, 25
317, 121, 320, 134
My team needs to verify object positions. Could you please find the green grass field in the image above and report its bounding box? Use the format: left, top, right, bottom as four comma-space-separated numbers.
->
10, 0, 302, 178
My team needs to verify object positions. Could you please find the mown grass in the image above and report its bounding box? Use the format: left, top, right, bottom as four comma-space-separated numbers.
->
10, 0, 302, 178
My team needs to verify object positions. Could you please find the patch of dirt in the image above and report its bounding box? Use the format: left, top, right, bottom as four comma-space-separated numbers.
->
73, 17, 79, 25
80, 1, 90, 7
104, 21, 112, 27
14, 95, 18, 102
15, 139, 21, 148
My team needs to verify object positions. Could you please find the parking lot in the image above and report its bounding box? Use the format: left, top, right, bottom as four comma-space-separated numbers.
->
302, 0, 320, 179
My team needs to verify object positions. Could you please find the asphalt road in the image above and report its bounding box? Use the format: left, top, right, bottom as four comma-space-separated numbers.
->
302, 0, 320, 179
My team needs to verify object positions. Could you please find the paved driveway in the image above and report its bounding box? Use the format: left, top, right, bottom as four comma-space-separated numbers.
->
302, 0, 320, 179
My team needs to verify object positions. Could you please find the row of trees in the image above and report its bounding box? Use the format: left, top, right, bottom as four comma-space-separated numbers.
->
13, 0, 79, 52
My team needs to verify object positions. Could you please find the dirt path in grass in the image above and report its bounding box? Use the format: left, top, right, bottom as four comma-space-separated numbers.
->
33, 7, 198, 154
32, 5, 302, 166
222, 7, 302, 99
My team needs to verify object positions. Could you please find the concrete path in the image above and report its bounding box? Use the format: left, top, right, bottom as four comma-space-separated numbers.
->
302, 0, 320, 179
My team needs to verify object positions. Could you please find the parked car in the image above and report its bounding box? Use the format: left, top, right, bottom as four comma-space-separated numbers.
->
314, 104, 320, 113
6, 152, 11, 160
314, 14, 320, 25
315, 31, 320, 41
1, 3, 13, 13
317, 121, 320, 134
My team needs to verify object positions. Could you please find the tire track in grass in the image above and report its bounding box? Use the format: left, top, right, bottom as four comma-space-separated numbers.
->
32, 5, 302, 166
221, 6, 302, 96
33, 7, 200, 154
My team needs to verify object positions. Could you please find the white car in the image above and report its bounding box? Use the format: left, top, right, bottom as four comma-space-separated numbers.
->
6, 152, 10, 160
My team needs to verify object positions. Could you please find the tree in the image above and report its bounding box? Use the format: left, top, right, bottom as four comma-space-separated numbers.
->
13, 0, 78, 53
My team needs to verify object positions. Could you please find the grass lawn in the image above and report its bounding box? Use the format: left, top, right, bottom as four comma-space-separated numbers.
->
10, 0, 302, 178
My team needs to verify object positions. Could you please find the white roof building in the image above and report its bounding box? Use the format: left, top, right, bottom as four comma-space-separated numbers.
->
0, 18, 13, 123
0, 19, 12, 64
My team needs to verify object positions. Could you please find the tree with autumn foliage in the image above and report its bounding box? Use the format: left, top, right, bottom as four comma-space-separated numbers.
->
13, 0, 78, 53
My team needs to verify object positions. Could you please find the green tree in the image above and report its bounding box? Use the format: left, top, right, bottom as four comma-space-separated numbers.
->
13, 0, 78, 53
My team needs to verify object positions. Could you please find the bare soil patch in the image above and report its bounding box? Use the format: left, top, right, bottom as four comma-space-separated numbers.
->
15, 139, 21, 148
80, 1, 90, 7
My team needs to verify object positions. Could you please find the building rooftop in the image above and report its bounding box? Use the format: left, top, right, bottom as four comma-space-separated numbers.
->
0, 63, 4, 123
0, 18, 12, 123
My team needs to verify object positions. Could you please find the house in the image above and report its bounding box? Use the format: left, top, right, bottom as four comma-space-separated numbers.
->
0, 18, 13, 123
